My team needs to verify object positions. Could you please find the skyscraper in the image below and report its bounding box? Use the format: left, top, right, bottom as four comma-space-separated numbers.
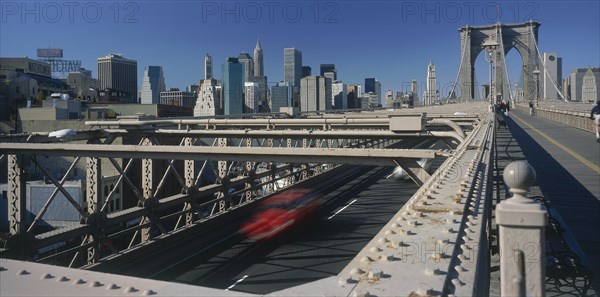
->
320, 64, 337, 80
332, 81, 347, 110
253, 39, 263, 77
284, 48, 302, 88
222, 57, 244, 115
271, 81, 292, 112
204, 54, 213, 80
542, 52, 562, 100
302, 66, 312, 78
238, 52, 253, 82
365, 79, 382, 106
300, 76, 331, 112
97, 54, 137, 102
244, 82, 259, 113
140, 66, 166, 104
194, 78, 221, 116
423, 61, 438, 105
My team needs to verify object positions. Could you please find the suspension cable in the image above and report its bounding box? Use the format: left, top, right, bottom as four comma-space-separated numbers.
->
497, 25, 513, 102
530, 26, 567, 102
448, 27, 469, 103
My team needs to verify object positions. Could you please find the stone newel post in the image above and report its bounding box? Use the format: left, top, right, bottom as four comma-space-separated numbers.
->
496, 161, 547, 297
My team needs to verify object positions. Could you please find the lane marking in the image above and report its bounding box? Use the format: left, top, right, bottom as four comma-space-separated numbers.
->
511, 113, 600, 174
328, 199, 358, 220
225, 274, 249, 291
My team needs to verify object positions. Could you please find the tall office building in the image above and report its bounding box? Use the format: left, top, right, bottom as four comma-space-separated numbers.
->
347, 84, 360, 109
284, 48, 302, 88
194, 78, 222, 116
97, 54, 137, 102
222, 57, 244, 115
271, 81, 292, 112
204, 54, 213, 79
302, 66, 312, 78
320, 64, 336, 80
331, 81, 347, 110
569, 67, 600, 102
300, 76, 331, 112
244, 82, 260, 113
253, 39, 263, 77
423, 61, 439, 105
411, 80, 419, 104
365, 77, 381, 104
542, 52, 563, 100
140, 66, 166, 104
238, 52, 253, 82
160, 88, 196, 108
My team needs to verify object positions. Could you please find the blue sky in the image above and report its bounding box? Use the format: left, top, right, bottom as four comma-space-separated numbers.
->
1, 0, 599, 99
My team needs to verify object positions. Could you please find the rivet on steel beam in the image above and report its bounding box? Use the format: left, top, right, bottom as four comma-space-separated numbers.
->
425, 267, 440, 276
398, 229, 408, 236
451, 278, 464, 287
370, 246, 382, 253
446, 218, 457, 224
385, 229, 396, 236
444, 228, 454, 234
460, 244, 471, 251
380, 254, 395, 262
416, 284, 434, 296
123, 286, 138, 293
361, 256, 373, 263
378, 237, 390, 244
73, 279, 86, 285
392, 240, 406, 248
17, 270, 30, 276
467, 215, 475, 221
352, 290, 370, 297
462, 235, 473, 242
90, 280, 103, 288
57, 276, 69, 282
413, 211, 424, 218
351, 268, 365, 275
453, 194, 463, 204
41, 273, 54, 280
367, 269, 383, 281
391, 222, 400, 228
437, 238, 450, 245
430, 252, 444, 262
106, 284, 119, 290
455, 265, 466, 272
338, 276, 354, 285
458, 254, 470, 262
142, 289, 157, 296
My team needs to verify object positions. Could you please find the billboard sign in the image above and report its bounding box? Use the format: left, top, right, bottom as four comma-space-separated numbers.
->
37, 48, 63, 58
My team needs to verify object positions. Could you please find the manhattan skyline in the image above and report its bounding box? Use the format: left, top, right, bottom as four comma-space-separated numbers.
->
1, 1, 598, 98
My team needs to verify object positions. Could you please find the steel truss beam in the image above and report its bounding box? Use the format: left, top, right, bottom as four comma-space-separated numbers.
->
1, 143, 451, 167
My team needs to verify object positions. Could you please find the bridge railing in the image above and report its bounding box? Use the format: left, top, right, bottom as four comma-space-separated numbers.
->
515, 103, 595, 132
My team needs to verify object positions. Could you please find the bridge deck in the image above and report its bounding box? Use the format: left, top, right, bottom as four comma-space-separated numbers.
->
490, 107, 600, 295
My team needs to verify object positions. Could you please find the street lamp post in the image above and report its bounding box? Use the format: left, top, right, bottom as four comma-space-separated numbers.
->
483, 38, 499, 108
532, 69, 540, 108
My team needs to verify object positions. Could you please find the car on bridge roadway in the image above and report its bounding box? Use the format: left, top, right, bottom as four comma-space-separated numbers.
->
241, 188, 323, 241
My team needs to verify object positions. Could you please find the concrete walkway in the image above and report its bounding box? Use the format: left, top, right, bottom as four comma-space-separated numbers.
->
490, 108, 599, 296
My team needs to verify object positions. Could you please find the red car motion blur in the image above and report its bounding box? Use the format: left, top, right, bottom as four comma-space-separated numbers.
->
241, 189, 323, 241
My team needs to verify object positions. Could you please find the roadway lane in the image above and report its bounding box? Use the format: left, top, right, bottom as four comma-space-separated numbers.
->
505, 107, 600, 277
153, 166, 419, 294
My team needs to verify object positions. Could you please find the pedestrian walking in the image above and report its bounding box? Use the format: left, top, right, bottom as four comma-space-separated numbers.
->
529, 101, 534, 116
591, 100, 600, 142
